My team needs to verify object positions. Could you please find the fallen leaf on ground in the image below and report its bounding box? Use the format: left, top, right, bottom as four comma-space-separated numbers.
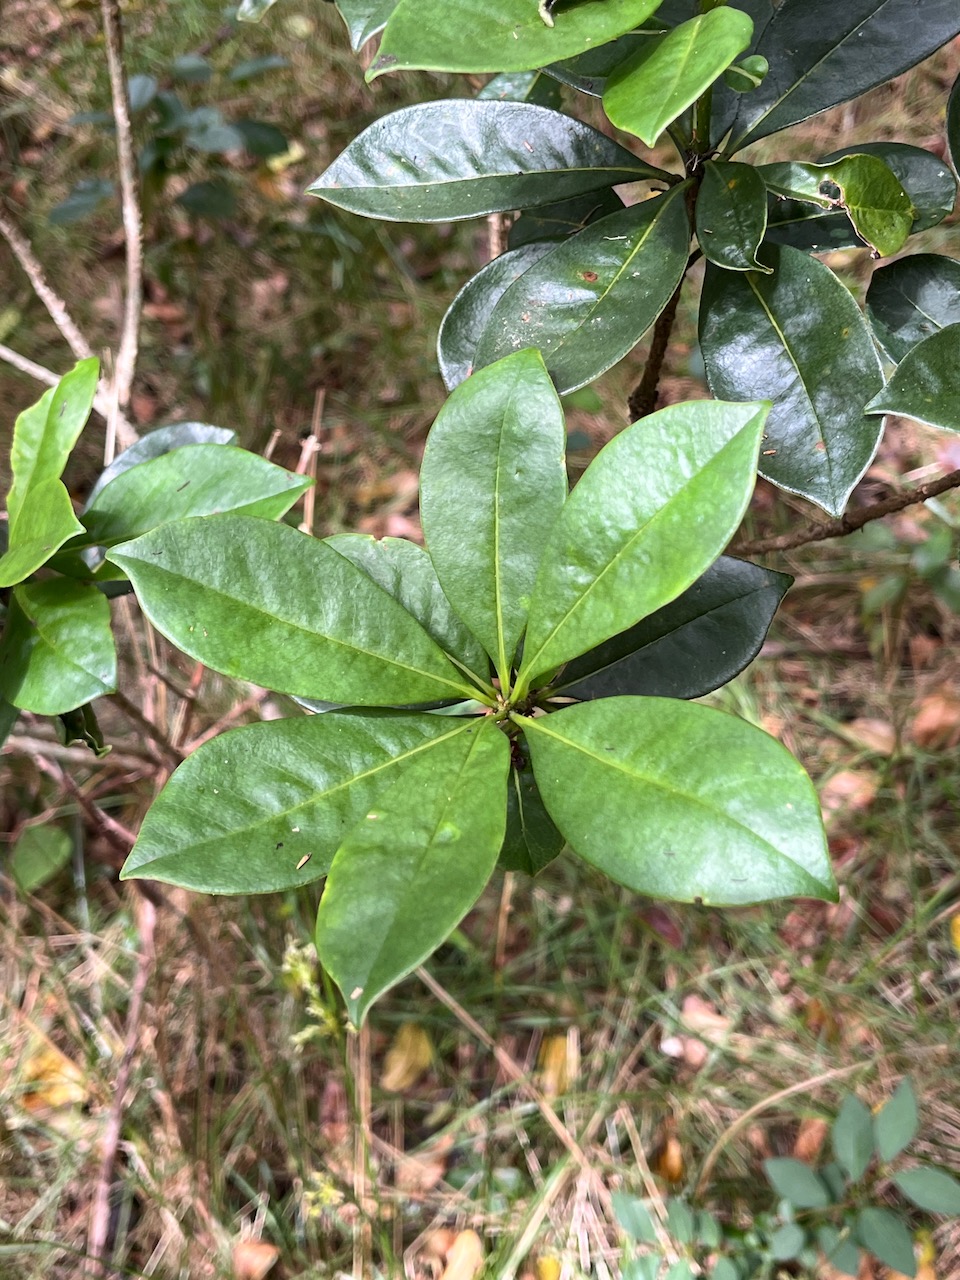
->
536, 1257, 562, 1280
845, 718, 896, 754
911, 694, 960, 750
654, 1133, 685, 1183
20, 1043, 87, 1111
820, 769, 878, 819
395, 1133, 454, 1195
232, 1240, 280, 1280
439, 1230, 484, 1280
381, 1022, 433, 1093
793, 1116, 829, 1163
951, 914, 960, 955
538, 1032, 575, 1098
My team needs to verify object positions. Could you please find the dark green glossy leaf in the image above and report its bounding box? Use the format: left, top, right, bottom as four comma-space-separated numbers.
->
508, 189, 624, 251
699, 245, 885, 517
475, 185, 691, 395
175, 180, 236, 219
728, 0, 960, 151
10, 825, 73, 894
833, 1094, 874, 1182
325, 534, 490, 679
948, 71, 960, 172
499, 745, 565, 875
521, 698, 834, 904
0, 580, 116, 714
873, 1078, 919, 1162
555, 557, 791, 701
478, 69, 562, 108
894, 1167, 960, 1215
421, 350, 567, 684
121, 711, 470, 893
438, 243, 552, 391
81, 445, 310, 546
765, 202, 861, 253
603, 8, 753, 147
518, 400, 767, 688
865, 325, 960, 432
307, 102, 666, 223
856, 1209, 916, 1277
316, 717, 509, 1025
370, 0, 665, 78
335, 0, 399, 49
86, 422, 236, 505
696, 160, 770, 272
57, 702, 109, 756
233, 119, 288, 158
708, 0, 776, 146
108, 515, 474, 705
823, 143, 957, 234
544, 30, 655, 98
0, 478, 84, 588
866, 254, 960, 362
764, 1158, 832, 1208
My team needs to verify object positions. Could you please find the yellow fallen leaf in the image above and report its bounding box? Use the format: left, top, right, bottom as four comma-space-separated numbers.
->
537, 1256, 562, 1280
654, 1134, 685, 1184
440, 1229, 484, 1280
950, 913, 960, 956
232, 1240, 280, 1280
381, 1022, 433, 1093
267, 140, 306, 173
20, 1043, 87, 1112
538, 1033, 575, 1099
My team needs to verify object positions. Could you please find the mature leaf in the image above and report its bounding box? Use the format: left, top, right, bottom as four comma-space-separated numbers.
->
369, 0, 665, 78
500, 745, 565, 875
81, 445, 310, 546
10, 825, 73, 895
307, 102, 665, 222
518, 400, 767, 688
237, 0, 281, 20
316, 717, 509, 1024
866, 254, 960, 362
708, 0, 776, 145
475, 185, 691, 395
699, 246, 885, 517
728, 0, 960, 150
228, 54, 290, 81
521, 698, 834, 904
603, 9, 753, 147
86, 423, 236, 505
0, 581, 116, 714
894, 1167, 960, 1215
544, 31, 649, 97
49, 180, 114, 226
0, 698, 18, 749
420, 350, 567, 683
508, 189, 624, 251
823, 143, 957, 234
233, 120, 288, 158
175, 180, 236, 219
696, 160, 769, 272
612, 1194, 659, 1245
108, 515, 473, 705
770, 1224, 807, 1261
874, 1078, 919, 1162
865, 325, 960, 432
555, 557, 791, 701
856, 1209, 916, 1277
478, 69, 562, 108
437, 243, 552, 390
764, 203, 861, 254
121, 711, 470, 892
764, 1158, 832, 1208
335, 0, 399, 48
832, 1094, 874, 1182
949, 71, 960, 172
0, 478, 84, 588
325, 534, 490, 678
817, 1227, 861, 1279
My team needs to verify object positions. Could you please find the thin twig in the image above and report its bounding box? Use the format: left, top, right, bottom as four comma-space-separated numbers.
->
734, 467, 960, 557
0, 342, 138, 440
0, 207, 94, 361
110, 689, 184, 765
32, 754, 137, 856
349, 1023, 374, 1280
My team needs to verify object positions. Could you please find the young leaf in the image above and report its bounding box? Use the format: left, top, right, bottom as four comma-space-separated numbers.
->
866, 254, 960, 362
864, 325, 960, 433
554, 557, 792, 702
316, 717, 509, 1025
474, 185, 691, 395
369, 0, 665, 78
307, 102, 666, 223
85, 422, 236, 506
763, 1158, 832, 1209
517, 400, 767, 689
121, 711, 471, 893
0, 580, 116, 715
0, 477, 85, 588
520, 698, 834, 905
727, 0, 960, 151
855, 1208, 916, 1277
699, 245, 884, 518
696, 160, 771, 273
874, 1078, 919, 1163
602, 8, 754, 148
893, 1168, 960, 1216
108, 515, 474, 706
420, 349, 567, 686
832, 1094, 874, 1182
10, 825, 73, 895
500, 749, 565, 875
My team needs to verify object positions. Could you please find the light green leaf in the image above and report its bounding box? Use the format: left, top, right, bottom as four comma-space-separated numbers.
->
823, 142, 957, 235
316, 717, 509, 1025
866, 254, 960, 362
121, 711, 471, 893
10, 825, 73, 894
874, 1078, 919, 1163
770, 1223, 807, 1261
696, 160, 770, 272
370, 0, 666, 78
612, 1193, 658, 1245
0, 477, 84, 588
108, 515, 474, 706
308, 101, 665, 223
0, 698, 18, 749
0, 580, 116, 714
520, 698, 834, 905
894, 1167, 960, 1215
865, 324, 960, 433
420, 350, 567, 686
603, 8, 753, 147
237, 0, 280, 20
764, 1158, 832, 1208
856, 1208, 916, 1277
518, 400, 767, 689
832, 1094, 874, 1182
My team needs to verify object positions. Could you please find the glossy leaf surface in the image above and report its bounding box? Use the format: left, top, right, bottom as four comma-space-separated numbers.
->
438, 243, 552, 391
699, 246, 884, 517
316, 717, 508, 1025
508, 189, 624, 250
85, 422, 236, 505
308, 102, 664, 222
865, 325, 960, 432
544, 31, 648, 97
370, 0, 665, 78
420, 350, 567, 683
556, 557, 790, 701
108, 515, 472, 705
499, 740, 565, 875
0, 580, 116, 714
823, 143, 957, 235
519, 400, 766, 687
521, 698, 834, 904
695, 160, 769, 272
866, 255, 960, 361
475, 187, 690, 395
122, 712, 468, 892
335, 0, 399, 48
0, 478, 84, 588
603, 8, 753, 147
728, 0, 960, 150
478, 69, 562, 108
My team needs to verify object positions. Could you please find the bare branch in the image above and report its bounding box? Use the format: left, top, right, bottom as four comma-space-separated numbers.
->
0, 206, 94, 361
0, 342, 137, 441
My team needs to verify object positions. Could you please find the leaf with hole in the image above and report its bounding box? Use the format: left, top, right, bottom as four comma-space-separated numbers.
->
865, 325, 960, 433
